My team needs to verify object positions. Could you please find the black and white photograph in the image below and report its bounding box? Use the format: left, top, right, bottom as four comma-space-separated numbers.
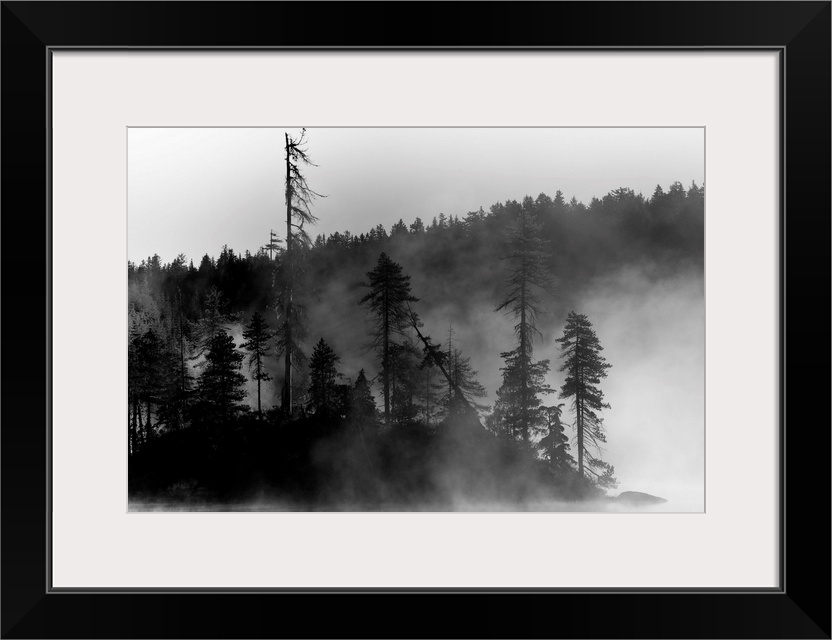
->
127, 127, 704, 512
5, 0, 828, 633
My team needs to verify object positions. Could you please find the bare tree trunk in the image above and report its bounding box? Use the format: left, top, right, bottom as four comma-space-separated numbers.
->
283, 132, 293, 417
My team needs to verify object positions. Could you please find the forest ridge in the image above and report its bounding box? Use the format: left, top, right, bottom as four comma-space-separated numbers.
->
129, 135, 703, 509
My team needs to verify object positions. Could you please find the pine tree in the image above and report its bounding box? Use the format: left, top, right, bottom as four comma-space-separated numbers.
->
556, 311, 616, 488
198, 331, 248, 424
349, 369, 377, 423
494, 198, 556, 443
128, 324, 147, 454
493, 351, 552, 441
307, 338, 342, 414
133, 327, 169, 443
358, 252, 419, 423
538, 403, 575, 479
348, 369, 379, 446
240, 311, 274, 418
440, 326, 487, 419
447, 348, 487, 417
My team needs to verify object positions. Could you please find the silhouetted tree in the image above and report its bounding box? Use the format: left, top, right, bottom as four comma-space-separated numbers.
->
240, 311, 274, 418
440, 325, 486, 419
447, 348, 487, 417
348, 369, 379, 448
494, 198, 556, 442
406, 308, 485, 425
493, 351, 552, 441
556, 311, 616, 487
538, 403, 575, 479
307, 338, 342, 414
279, 128, 321, 416
133, 327, 169, 443
128, 325, 144, 454
390, 218, 408, 237
197, 331, 248, 424
359, 252, 419, 423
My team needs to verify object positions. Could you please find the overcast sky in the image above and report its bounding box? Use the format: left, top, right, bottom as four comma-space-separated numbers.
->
128, 127, 704, 264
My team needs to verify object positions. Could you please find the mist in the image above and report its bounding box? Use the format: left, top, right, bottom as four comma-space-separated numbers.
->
296, 255, 704, 511
128, 127, 704, 512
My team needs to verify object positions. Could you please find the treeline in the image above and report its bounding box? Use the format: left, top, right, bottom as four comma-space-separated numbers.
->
128, 180, 703, 508
129, 182, 703, 327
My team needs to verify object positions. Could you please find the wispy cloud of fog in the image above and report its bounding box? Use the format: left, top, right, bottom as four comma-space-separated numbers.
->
417, 264, 705, 511
559, 267, 705, 511
240, 254, 704, 510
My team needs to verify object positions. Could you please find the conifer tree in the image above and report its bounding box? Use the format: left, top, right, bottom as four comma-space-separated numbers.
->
494, 198, 556, 442
447, 348, 487, 417
128, 324, 148, 453
538, 403, 575, 479
307, 338, 342, 414
240, 311, 274, 419
134, 327, 169, 442
349, 368, 377, 425
493, 352, 552, 440
440, 326, 487, 419
556, 311, 617, 487
359, 252, 419, 423
198, 331, 248, 424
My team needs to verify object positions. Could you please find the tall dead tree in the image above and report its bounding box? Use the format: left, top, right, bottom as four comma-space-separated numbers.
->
277, 129, 321, 416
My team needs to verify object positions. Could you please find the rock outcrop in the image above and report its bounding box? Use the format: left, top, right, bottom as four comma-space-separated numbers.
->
612, 491, 667, 505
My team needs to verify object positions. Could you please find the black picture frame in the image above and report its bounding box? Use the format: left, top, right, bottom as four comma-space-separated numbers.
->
2, 2, 829, 638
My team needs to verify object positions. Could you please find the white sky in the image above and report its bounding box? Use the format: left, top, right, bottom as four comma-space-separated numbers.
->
128, 127, 704, 264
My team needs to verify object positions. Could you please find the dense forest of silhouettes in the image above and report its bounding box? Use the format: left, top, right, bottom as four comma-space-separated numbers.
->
128, 135, 703, 510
